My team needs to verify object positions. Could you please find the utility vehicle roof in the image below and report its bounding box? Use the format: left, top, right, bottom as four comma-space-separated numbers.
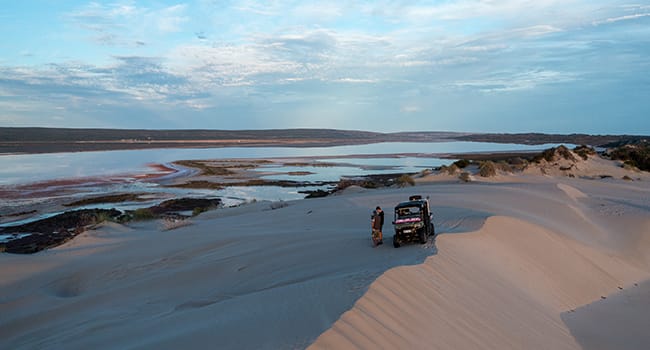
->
395, 200, 427, 209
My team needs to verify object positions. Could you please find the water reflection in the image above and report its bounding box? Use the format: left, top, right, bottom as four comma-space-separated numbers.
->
0, 142, 563, 185
0, 142, 567, 225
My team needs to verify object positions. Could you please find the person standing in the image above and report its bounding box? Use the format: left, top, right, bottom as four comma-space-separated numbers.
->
371, 206, 384, 246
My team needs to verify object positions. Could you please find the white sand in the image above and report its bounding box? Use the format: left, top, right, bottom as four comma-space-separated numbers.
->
1, 157, 650, 349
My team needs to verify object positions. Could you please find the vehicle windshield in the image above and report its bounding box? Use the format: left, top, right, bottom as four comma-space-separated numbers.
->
396, 206, 421, 219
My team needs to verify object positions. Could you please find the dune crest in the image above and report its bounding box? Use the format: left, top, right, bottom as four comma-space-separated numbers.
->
557, 183, 588, 201
311, 212, 650, 349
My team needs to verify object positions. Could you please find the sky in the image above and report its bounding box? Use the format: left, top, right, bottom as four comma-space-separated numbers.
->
0, 1, 649, 134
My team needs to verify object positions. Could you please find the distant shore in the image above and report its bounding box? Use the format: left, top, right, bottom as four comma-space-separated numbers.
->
1, 127, 647, 155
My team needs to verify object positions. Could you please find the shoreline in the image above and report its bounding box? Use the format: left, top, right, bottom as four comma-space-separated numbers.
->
0, 144, 644, 226
2, 127, 647, 156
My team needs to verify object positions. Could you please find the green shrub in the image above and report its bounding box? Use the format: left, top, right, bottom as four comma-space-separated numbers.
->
335, 179, 354, 191
507, 157, 528, 171
574, 145, 596, 160
442, 164, 459, 175
396, 174, 415, 187
478, 161, 497, 177
556, 145, 576, 161
453, 159, 470, 168
496, 161, 513, 173
533, 145, 576, 163
445, 164, 459, 175
132, 208, 155, 220
361, 180, 378, 189
608, 142, 650, 171
95, 211, 115, 224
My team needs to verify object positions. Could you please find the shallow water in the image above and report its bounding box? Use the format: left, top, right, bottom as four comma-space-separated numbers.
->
0, 141, 562, 185
0, 141, 566, 224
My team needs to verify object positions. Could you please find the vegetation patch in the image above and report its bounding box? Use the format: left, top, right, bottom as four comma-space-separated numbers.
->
131, 208, 156, 221
453, 159, 471, 168
533, 145, 576, 163
1, 209, 122, 254
478, 161, 497, 177
606, 141, 650, 171
396, 174, 415, 187
174, 160, 236, 176
495, 161, 514, 173
300, 189, 330, 198
505, 157, 528, 171
439, 164, 459, 175
573, 145, 597, 160
148, 198, 221, 215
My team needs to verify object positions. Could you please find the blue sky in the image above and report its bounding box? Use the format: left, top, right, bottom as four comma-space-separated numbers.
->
1, 1, 649, 133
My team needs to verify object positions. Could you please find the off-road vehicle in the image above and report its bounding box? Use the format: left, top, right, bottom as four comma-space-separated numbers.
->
392, 195, 435, 248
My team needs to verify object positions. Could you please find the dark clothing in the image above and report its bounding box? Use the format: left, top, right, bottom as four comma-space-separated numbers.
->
372, 210, 384, 230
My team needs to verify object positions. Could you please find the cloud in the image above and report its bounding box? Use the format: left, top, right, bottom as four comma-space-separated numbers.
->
233, 1, 282, 16
511, 25, 563, 37
260, 29, 338, 63
292, 3, 343, 22
333, 78, 379, 84
155, 4, 189, 33
66, 2, 188, 46
363, 0, 569, 23
592, 13, 650, 26
401, 105, 420, 113
1, 0, 649, 132
454, 70, 579, 93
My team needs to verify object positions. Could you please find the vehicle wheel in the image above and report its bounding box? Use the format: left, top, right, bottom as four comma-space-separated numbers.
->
419, 229, 427, 244
431, 223, 436, 236
393, 236, 400, 248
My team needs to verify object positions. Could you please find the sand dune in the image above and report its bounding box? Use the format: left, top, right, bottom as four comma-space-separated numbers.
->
311, 215, 649, 349
311, 160, 650, 349
1, 158, 649, 349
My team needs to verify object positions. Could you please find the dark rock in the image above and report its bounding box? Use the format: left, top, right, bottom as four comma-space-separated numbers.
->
148, 198, 221, 215
116, 197, 222, 222
301, 190, 330, 198
1, 209, 121, 234
1, 209, 121, 254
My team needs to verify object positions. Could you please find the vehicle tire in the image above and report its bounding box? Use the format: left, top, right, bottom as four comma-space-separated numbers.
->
393, 236, 400, 248
431, 223, 436, 236
419, 229, 427, 244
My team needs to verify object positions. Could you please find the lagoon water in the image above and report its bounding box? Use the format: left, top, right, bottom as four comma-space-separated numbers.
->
0, 141, 563, 186
0, 141, 569, 226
